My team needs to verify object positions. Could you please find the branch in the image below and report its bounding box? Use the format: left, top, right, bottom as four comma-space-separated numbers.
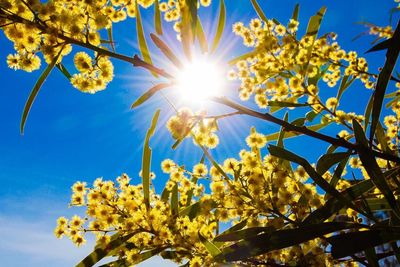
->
212, 96, 400, 163
2, 12, 174, 79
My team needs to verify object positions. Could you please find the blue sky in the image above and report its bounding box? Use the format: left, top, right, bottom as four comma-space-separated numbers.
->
0, 0, 398, 266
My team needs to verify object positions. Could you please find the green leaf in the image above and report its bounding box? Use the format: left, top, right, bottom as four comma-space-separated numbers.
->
179, 199, 216, 220
142, 109, 161, 209
265, 121, 332, 142
180, 1, 195, 60
268, 145, 365, 216
171, 183, 178, 215
131, 82, 171, 108
291, 3, 300, 21
306, 110, 319, 122
364, 247, 380, 267
250, 0, 268, 22
228, 50, 258, 65
216, 222, 362, 262
211, 0, 226, 53
267, 101, 310, 108
336, 75, 356, 102
76, 232, 135, 267
198, 231, 222, 257
329, 228, 400, 259
316, 152, 350, 175
20, 50, 62, 134
154, 0, 163, 35
364, 92, 374, 130
196, 16, 208, 54
353, 119, 400, 219
135, 0, 157, 77
329, 154, 350, 189
214, 226, 274, 242
366, 38, 393, 53
150, 33, 183, 69
56, 63, 71, 80
369, 22, 400, 142
360, 198, 395, 211
306, 6, 327, 38
376, 122, 391, 153
303, 179, 375, 224
107, 26, 116, 53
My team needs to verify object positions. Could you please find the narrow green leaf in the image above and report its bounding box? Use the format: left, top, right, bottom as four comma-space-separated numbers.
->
131, 82, 171, 108
217, 222, 362, 262
154, 0, 163, 35
268, 101, 310, 108
291, 3, 300, 21
186, 0, 197, 40
316, 152, 350, 175
142, 109, 161, 208
329, 228, 400, 259
250, 0, 268, 22
135, 0, 157, 77
268, 145, 365, 216
20, 50, 62, 134
76, 233, 135, 267
199, 231, 222, 257
369, 21, 400, 142
150, 34, 183, 69
171, 183, 178, 215
376, 122, 391, 153
107, 26, 116, 53
336, 75, 356, 102
366, 38, 393, 53
196, 16, 208, 54
364, 247, 380, 267
211, 0, 226, 53
306, 110, 318, 122
180, 199, 216, 220
329, 154, 350, 189
180, 0, 197, 60
306, 6, 327, 38
277, 112, 288, 148
385, 95, 400, 108
303, 179, 375, 224
56, 63, 71, 80
359, 198, 395, 211
353, 119, 400, 218
364, 92, 374, 131
228, 50, 258, 65
214, 226, 274, 242
161, 188, 170, 202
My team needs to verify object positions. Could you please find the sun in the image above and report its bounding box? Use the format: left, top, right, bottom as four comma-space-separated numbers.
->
175, 58, 225, 103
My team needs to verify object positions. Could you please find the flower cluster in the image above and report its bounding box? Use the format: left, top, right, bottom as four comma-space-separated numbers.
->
228, 17, 374, 131
1, 0, 212, 93
57, 127, 370, 266
166, 108, 220, 149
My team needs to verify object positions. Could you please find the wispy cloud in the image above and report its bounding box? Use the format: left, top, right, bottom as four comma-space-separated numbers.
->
0, 193, 176, 266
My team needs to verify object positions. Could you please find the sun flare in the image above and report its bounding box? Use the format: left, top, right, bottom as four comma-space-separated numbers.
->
175, 59, 224, 102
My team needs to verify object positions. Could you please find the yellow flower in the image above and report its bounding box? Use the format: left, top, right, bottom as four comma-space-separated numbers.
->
193, 163, 208, 177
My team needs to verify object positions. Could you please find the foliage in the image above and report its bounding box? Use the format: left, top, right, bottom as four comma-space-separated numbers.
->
2, 0, 400, 266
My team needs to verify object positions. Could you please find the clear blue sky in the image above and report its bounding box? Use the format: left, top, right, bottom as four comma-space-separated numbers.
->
0, 0, 397, 266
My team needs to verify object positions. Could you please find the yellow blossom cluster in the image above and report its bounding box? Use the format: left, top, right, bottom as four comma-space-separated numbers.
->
167, 108, 220, 149
56, 173, 219, 266
71, 52, 114, 93
228, 17, 375, 126
58, 126, 370, 265
1, 0, 212, 93
368, 25, 393, 39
